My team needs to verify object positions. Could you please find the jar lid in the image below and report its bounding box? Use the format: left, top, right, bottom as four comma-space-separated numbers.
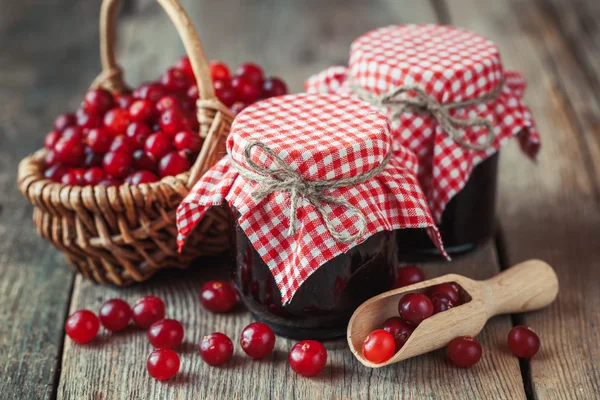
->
177, 93, 446, 303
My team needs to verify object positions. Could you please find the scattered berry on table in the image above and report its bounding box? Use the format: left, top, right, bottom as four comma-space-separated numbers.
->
362, 329, 396, 364
398, 293, 434, 326
447, 336, 482, 368
99, 298, 132, 332
132, 296, 166, 329
148, 319, 184, 349
394, 265, 425, 288
65, 310, 100, 344
507, 325, 540, 359
240, 322, 276, 359
199, 280, 238, 313
147, 349, 180, 381
199, 332, 234, 366
289, 340, 327, 377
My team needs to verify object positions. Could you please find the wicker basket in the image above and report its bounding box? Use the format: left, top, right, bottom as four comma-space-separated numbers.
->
16, 0, 233, 285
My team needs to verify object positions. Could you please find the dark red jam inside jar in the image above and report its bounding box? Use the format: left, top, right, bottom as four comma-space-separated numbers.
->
229, 209, 397, 340
396, 153, 499, 260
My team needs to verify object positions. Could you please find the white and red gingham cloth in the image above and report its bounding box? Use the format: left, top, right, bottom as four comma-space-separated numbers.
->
305, 24, 541, 221
177, 93, 446, 303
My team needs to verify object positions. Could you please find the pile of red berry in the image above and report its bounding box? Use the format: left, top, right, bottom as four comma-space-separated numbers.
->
43, 58, 288, 186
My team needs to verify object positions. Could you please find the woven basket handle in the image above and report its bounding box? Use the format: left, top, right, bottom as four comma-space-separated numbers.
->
91, 0, 232, 188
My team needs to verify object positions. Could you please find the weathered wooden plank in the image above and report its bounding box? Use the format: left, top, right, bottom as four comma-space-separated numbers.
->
0, 0, 104, 398
446, 0, 600, 398
56, 0, 525, 398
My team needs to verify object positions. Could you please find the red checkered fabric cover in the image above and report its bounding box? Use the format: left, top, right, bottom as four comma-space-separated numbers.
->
177, 93, 445, 303
305, 24, 540, 221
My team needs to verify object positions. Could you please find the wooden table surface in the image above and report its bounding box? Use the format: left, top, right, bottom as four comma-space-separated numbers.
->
1, 0, 599, 399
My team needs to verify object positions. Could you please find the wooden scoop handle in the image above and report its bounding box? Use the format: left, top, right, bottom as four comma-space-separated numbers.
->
483, 259, 559, 317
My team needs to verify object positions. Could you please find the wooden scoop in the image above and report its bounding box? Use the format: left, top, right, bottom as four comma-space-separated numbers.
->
347, 259, 559, 368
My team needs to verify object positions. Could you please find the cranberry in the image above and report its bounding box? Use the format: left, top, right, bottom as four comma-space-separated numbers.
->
83, 89, 114, 115
173, 130, 202, 153
54, 137, 85, 166
109, 135, 132, 154
86, 128, 113, 153
54, 113, 76, 132
175, 56, 195, 79
44, 164, 67, 182
147, 349, 180, 381
209, 61, 231, 81
129, 99, 155, 123
83, 150, 103, 168
45, 131, 61, 150
155, 95, 181, 114
211, 79, 234, 107
133, 82, 167, 103
148, 319, 184, 349
232, 76, 261, 104
76, 111, 103, 130
103, 151, 132, 178
447, 336, 482, 368
362, 329, 396, 364
132, 296, 166, 329
394, 265, 425, 288
161, 67, 192, 93
116, 93, 134, 109
230, 102, 248, 115
62, 126, 84, 142
235, 62, 264, 87
199, 281, 237, 313
199, 332, 234, 366
44, 150, 60, 167
262, 77, 288, 98
427, 283, 461, 305
103, 108, 131, 135
158, 151, 191, 177
382, 316, 414, 351
431, 292, 455, 314
125, 170, 159, 185
398, 293, 433, 326
508, 326, 540, 359
98, 298, 132, 332
187, 84, 199, 101
98, 178, 122, 187
289, 340, 327, 377
144, 132, 173, 160
240, 322, 276, 359
159, 108, 190, 136
132, 149, 157, 171
83, 167, 107, 186
65, 310, 100, 344
61, 172, 80, 185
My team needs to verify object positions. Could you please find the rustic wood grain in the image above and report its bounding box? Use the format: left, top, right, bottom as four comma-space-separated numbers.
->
0, 0, 105, 398
55, 0, 525, 399
445, 0, 600, 398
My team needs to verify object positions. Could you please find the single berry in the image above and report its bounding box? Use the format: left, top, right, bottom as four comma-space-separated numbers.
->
132, 149, 157, 171
213, 79, 236, 107
427, 283, 461, 305
155, 95, 181, 114
262, 77, 288, 98
199, 281, 237, 313
158, 151, 191, 177
54, 137, 85, 166
209, 61, 231, 81
147, 349, 180, 381
116, 93, 134, 109
54, 113, 76, 132
133, 82, 167, 103
398, 293, 434, 326
132, 296, 166, 329
44, 150, 60, 167
431, 292, 456, 314
62, 126, 84, 142
447, 336, 482, 368
76, 111, 103, 130
175, 56, 195, 79
109, 135, 132, 154
83, 150, 104, 168
98, 178, 122, 187
199, 332, 234, 366
86, 128, 113, 153
125, 170, 159, 185
362, 329, 396, 364
61, 171, 80, 185
230, 102, 248, 115
382, 316, 414, 351
129, 99, 155, 123
103, 108, 131, 136
161, 67, 192, 93
240, 322, 276, 359
159, 108, 190, 136
103, 151, 132, 178
187, 84, 199, 101
507, 326, 540, 359
99, 298, 132, 332
83, 89, 115, 115
231, 76, 261, 104
65, 310, 100, 344
289, 340, 327, 377
235, 62, 264, 87
394, 265, 425, 288
44, 164, 67, 182
82, 167, 107, 186
148, 319, 184, 349
173, 131, 202, 153
45, 131, 62, 150
144, 132, 173, 160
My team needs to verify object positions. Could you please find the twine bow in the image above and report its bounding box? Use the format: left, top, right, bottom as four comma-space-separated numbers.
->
351, 80, 505, 151
230, 141, 392, 244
